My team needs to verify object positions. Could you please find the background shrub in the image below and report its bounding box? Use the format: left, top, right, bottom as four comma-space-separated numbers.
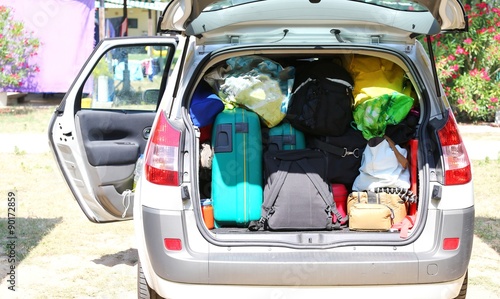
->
0, 5, 40, 92
425, 0, 500, 123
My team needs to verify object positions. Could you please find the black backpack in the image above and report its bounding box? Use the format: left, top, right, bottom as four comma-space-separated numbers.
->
286, 59, 354, 136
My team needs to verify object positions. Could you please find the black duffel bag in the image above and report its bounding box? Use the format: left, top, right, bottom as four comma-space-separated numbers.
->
309, 126, 367, 186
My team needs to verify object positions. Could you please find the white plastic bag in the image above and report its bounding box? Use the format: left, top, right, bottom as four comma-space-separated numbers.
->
352, 137, 410, 191
204, 56, 294, 128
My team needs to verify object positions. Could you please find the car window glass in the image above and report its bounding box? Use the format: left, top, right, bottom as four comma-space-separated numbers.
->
350, 0, 427, 11
205, 0, 258, 11
205, 0, 427, 12
81, 45, 170, 111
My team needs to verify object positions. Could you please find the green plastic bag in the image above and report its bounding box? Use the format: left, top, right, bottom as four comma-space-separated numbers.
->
353, 90, 414, 140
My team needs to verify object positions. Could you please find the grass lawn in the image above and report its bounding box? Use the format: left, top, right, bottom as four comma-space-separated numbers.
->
0, 151, 136, 298
468, 158, 500, 296
0, 106, 55, 134
473, 158, 500, 251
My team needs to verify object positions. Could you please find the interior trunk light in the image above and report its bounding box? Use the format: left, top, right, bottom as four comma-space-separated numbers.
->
437, 110, 472, 185
145, 111, 182, 186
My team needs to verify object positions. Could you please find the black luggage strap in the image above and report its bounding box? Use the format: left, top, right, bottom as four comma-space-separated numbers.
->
313, 139, 360, 158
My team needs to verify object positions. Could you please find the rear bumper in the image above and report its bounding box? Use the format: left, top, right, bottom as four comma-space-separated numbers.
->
150, 273, 466, 299
141, 205, 473, 287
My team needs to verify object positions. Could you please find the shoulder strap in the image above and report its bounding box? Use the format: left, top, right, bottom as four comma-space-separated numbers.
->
366, 190, 379, 204
262, 160, 292, 211
312, 138, 345, 157
384, 135, 409, 169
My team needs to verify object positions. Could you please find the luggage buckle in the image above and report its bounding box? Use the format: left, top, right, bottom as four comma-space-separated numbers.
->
342, 148, 360, 158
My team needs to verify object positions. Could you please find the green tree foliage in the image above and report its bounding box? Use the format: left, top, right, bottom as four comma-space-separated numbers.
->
0, 6, 40, 91
426, 1, 500, 122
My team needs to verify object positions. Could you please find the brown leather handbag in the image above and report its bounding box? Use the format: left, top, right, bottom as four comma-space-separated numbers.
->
347, 191, 407, 231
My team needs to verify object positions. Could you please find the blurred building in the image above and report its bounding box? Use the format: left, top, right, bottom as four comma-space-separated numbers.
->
95, 0, 167, 41
0, 0, 167, 95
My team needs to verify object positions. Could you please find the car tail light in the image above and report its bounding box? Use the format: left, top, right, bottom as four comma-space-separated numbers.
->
443, 238, 460, 250
437, 110, 472, 186
164, 238, 182, 251
145, 111, 181, 186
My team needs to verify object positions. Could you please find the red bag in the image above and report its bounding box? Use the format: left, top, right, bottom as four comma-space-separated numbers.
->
332, 184, 348, 225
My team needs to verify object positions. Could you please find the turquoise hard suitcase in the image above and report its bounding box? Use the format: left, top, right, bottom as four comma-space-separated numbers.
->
268, 122, 306, 151
211, 108, 263, 227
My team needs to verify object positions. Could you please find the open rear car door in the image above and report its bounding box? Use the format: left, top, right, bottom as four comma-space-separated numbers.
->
48, 37, 177, 223
160, 0, 467, 37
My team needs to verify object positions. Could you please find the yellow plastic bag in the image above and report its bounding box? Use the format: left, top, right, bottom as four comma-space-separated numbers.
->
347, 55, 410, 104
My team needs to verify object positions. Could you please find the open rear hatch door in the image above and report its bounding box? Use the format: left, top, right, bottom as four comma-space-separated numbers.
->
160, 0, 466, 44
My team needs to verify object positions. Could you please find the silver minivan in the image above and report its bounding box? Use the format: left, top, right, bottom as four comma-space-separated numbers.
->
49, 1, 473, 298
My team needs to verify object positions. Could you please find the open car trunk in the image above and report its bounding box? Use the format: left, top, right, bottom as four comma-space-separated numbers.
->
189, 47, 426, 246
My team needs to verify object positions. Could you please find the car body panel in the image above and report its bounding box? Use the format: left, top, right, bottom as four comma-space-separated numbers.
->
143, 274, 466, 299
142, 205, 472, 285
51, 1, 474, 298
139, 37, 471, 297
